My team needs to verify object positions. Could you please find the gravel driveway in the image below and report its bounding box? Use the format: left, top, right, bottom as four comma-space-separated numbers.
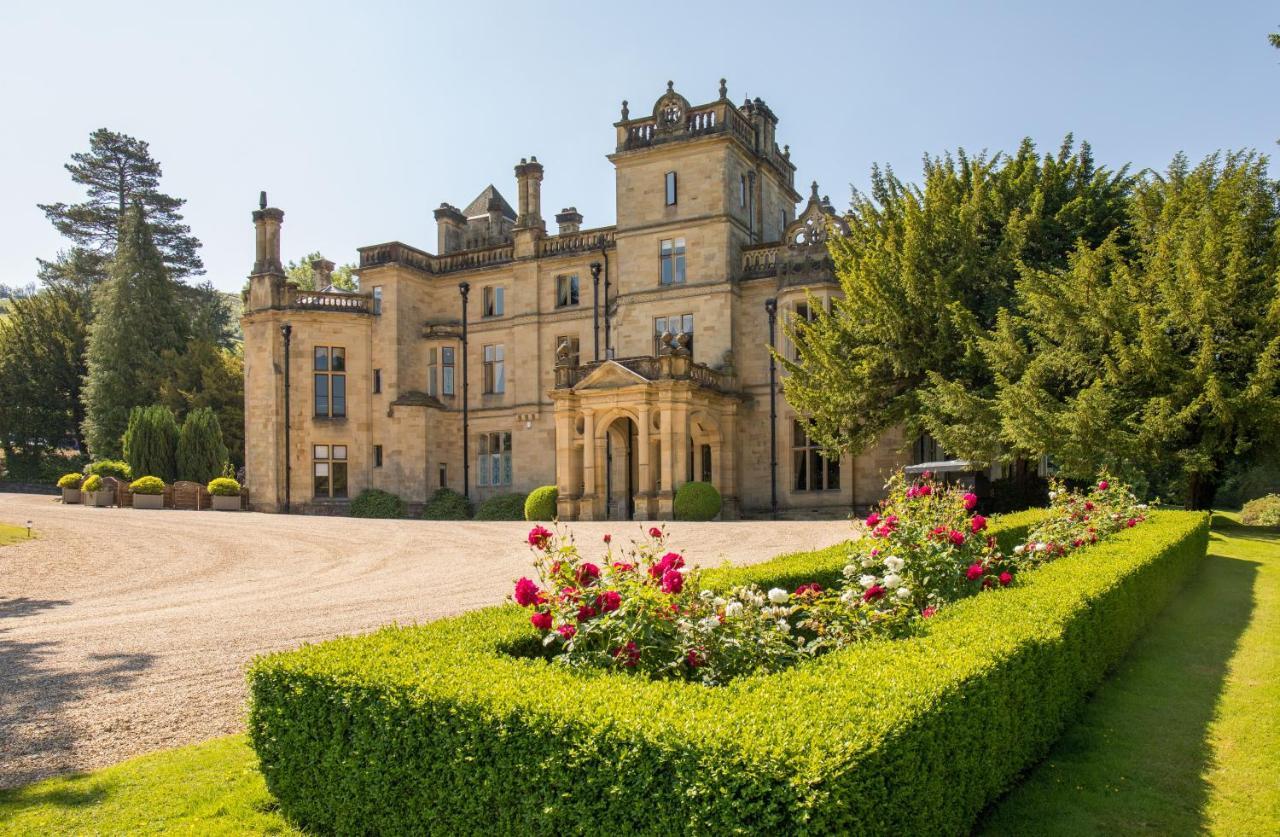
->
0, 493, 855, 788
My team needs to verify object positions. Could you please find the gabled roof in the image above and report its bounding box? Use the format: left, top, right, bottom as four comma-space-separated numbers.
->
461, 185, 516, 221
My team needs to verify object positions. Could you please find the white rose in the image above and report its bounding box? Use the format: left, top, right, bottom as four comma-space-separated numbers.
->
699, 590, 714, 600
767, 587, 789, 604
1013, 545, 1026, 555
724, 601, 744, 618
859, 574, 878, 588
896, 586, 912, 600
861, 556, 876, 568
840, 590, 857, 605
776, 619, 791, 633
1048, 490, 1058, 500
700, 616, 720, 630
1035, 543, 1048, 552
885, 556, 905, 573
884, 573, 902, 589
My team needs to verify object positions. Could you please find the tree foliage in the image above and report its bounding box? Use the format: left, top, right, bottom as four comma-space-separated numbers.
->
285, 252, 358, 291
122, 404, 179, 482
81, 204, 187, 458
176, 407, 228, 484
156, 341, 245, 466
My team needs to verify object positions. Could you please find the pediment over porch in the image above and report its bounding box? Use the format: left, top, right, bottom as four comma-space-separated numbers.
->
571, 359, 653, 391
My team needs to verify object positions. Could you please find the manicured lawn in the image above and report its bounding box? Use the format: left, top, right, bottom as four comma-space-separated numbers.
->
0, 522, 34, 546
979, 514, 1280, 835
2, 515, 1275, 835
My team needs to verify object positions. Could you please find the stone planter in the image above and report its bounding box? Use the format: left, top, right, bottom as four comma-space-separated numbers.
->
132, 493, 164, 510
87, 490, 113, 508
211, 494, 242, 511
61, 487, 82, 505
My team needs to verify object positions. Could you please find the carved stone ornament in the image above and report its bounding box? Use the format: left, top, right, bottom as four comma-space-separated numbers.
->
652, 81, 692, 134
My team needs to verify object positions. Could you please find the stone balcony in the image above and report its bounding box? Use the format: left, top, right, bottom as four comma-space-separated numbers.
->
554, 350, 735, 393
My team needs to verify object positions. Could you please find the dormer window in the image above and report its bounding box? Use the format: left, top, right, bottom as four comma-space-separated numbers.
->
665, 171, 678, 206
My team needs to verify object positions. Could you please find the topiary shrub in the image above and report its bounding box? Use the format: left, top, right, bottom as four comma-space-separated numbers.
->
422, 488, 472, 520
1240, 494, 1280, 527
86, 460, 132, 481
57, 473, 84, 489
350, 489, 406, 519
475, 492, 528, 521
81, 474, 103, 493
129, 476, 166, 495
674, 481, 721, 521
524, 486, 558, 521
123, 405, 179, 483
177, 407, 229, 484
207, 477, 242, 496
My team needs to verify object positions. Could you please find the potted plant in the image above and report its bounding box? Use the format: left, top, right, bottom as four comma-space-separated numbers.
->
207, 477, 242, 511
130, 476, 166, 510
82, 474, 112, 507
57, 473, 84, 504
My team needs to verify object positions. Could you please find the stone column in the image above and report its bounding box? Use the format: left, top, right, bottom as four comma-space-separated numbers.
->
636, 404, 653, 519
580, 409, 596, 519
657, 402, 674, 518
719, 405, 741, 520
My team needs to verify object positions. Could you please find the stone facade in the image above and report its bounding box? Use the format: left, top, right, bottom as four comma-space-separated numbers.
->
242, 81, 910, 519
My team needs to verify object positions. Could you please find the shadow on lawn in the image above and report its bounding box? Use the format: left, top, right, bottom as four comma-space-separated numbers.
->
0, 597, 156, 790
977, 533, 1262, 835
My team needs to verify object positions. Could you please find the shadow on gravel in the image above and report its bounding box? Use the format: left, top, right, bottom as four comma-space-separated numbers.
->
0, 597, 156, 789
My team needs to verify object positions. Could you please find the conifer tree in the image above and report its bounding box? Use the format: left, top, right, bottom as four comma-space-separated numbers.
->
123, 404, 179, 482
81, 204, 187, 458
176, 407, 228, 483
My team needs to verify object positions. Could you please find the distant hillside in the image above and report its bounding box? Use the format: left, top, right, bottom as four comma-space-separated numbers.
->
220, 290, 243, 344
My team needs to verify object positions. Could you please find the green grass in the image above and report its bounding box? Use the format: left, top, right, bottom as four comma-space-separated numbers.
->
0, 522, 34, 546
979, 513, 1280, 835
2, 515, 1275, 835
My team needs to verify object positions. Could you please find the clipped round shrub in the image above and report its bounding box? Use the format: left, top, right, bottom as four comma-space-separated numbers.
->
422, 488, 472, 520
475, 492, 528, 521
1241, 494, 1280, 527
350, 489, 406, 519
81, 474, 103, 493
524, 486, 558, 521
207, 477, 242, 496
57, 473, 84, 489
130, 476, 166, 495
87, 460, 132, 481
674, 481, 722, 521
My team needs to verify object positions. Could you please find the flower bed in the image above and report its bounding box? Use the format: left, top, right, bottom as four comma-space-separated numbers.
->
248, 508, 1206, 834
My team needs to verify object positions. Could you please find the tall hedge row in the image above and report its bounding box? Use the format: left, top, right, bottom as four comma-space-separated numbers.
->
249, 510, 1207, 835
176, 407, 228, 484
122, 405, 178, 483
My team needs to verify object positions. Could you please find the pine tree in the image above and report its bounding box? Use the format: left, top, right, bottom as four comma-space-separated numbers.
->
38, 128, 203, 282
81, 204, 187, 458
176, 407, 228, 483
157, 341, 245, 466
123, 405, 179, 482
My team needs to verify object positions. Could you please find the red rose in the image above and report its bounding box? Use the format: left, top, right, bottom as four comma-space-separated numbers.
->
576, 563, 601, 586
966, 563, 984, 581
530, 610, 552, 630
794, 583, 823, 596
576, 604, 597, 622
1098, 480, 1109, 491
603, 533, 612, 544
949, 530, 966, 546
886, 515, 899, 528
661, 569, 684, 594
963, 492, 978, 511
862, 584, 886, 602
527, 525, 553, 550
513, 577, 541, 607
970, 514, 987, 533
865, 512, 881, 527
648, 527, 663, 538
611, 561, 635, 573
558, 586, 579, 603
1072, 538, 1084, 548
614, 641, 640, 667
982, 577, 993, 589
999, 572, 1013, 587
556, 623, 576, 640
873, 525, 890, 538
1084, 500, 1095, 511
922, 606, 937, 618
686, 649, 703, 668
599, 590, 621, 612
919, 484, 932, 496
1126, 518, 1137, 528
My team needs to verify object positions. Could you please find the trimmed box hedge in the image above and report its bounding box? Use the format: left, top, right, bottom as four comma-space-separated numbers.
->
249, 510, 1207, 835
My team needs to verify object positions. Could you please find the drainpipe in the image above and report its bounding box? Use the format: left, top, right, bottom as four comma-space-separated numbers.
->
603, 259, 612, 359
280, 322, 292, 514
590, 261, 602, 361
765, 299, 778, 519
459, 282, 471, 501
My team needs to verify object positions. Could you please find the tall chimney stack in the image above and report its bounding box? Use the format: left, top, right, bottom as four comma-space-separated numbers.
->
555, 207, 583, 235
514, 156, 545, 232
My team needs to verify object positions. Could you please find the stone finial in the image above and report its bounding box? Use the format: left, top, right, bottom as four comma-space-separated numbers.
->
310, 258, 335, 287
783, 144, 790, 159
810, 181, 820, 200
666, 80, 674, 92
718, 78, 727, 99
674, 332, 691, 355
259, 190, 267, 210
621, 99, 629, 120
658, 331, 675, 356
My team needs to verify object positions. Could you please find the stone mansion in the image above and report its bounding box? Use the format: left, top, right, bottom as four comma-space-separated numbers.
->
242, 80, 907, 519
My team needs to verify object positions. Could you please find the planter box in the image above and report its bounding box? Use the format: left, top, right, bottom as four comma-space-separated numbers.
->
61, 487, 82, 505
87, 490, 113, 508
132, 493, 164, 510
211, 494, 242, 511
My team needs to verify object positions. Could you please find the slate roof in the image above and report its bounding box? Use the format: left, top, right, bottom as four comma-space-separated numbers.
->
461, 185, 516, 221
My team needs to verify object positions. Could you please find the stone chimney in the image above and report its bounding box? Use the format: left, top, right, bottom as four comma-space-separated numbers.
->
514, 156, 545, 232
555, 207, 583, 235
252, 191, 285, 276
433, 203, 466, 254
311, 258, 335, 288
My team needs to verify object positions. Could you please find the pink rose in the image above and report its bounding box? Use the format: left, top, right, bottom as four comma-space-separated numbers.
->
648, 527, 663, 539
963, 493, 978, 511
886, 515, 899, 528
575, 563, 601, 586
872, 525, 890, 538
966, 563, 984, 581
611, 561, 635, 573
1126, 518, 1137, 528
527, 525, 553, 550
949, 530, 966, 546
970, 514, 987, 533
686, 649, 703, 668
530, 610, 552, 630
1098, 480, 1109, 491
513, 577, 541, 607
865, 512, 881, 528
922, 470, 933, 480
661, 569, 684, 594
919, 484, 932, 496
922, 606, 937, 618
999, 572, 1013, 587
599, 590, 621, 612
556, 623, 576, 640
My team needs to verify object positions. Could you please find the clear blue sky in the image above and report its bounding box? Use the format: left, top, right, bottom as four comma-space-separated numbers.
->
1, 1, 1276, 293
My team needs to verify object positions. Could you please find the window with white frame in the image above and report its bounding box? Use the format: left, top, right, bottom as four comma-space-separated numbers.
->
556, 273, 579, 308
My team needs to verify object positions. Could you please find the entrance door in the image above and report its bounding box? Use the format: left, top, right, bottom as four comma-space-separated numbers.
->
604, 417, 637, 521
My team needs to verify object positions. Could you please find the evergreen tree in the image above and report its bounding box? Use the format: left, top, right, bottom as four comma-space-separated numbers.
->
81, 204, 187, 458
176, 407, 228, 483
781, 138, 1133, 465
123, 404, 179, 482
989, 151, 1280, 508
156, 342, 245, 466
39, 128, 203, 282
